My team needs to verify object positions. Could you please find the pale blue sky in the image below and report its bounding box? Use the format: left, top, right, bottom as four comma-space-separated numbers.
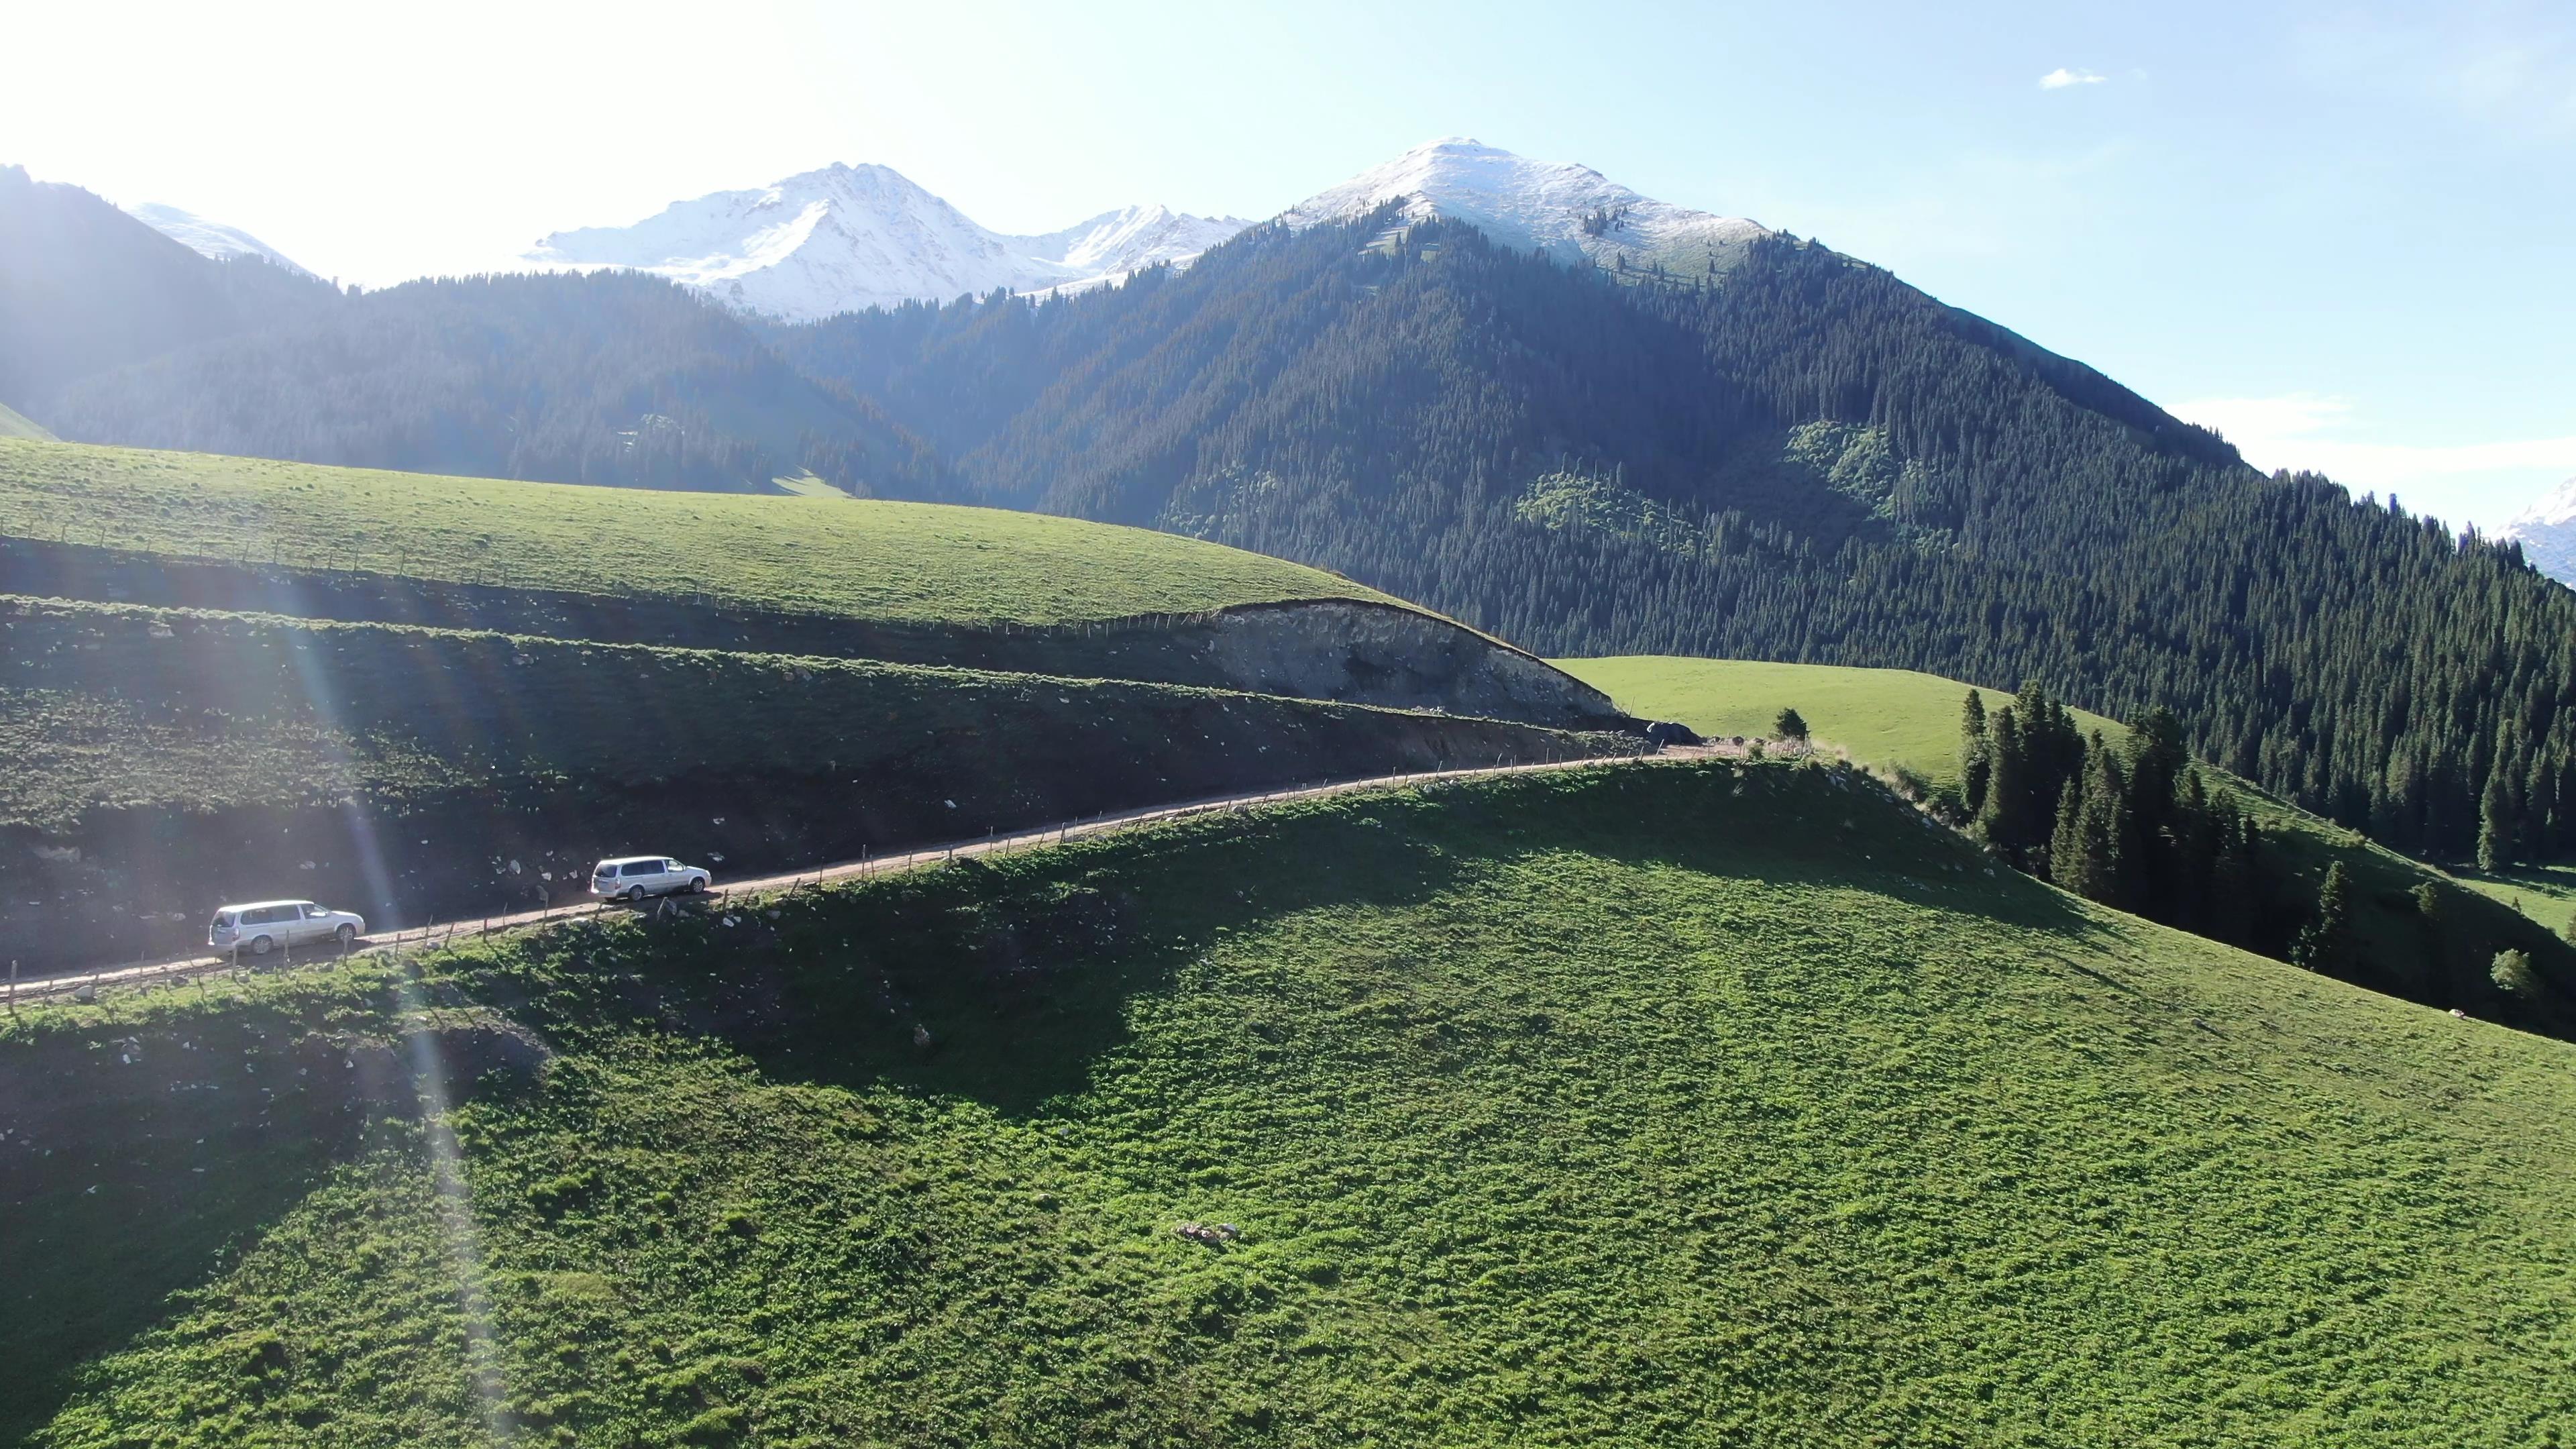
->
6, 0, 2569, 527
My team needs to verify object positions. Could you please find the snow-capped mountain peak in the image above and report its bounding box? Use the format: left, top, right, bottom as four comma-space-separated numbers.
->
527, 164, 1248, 322
2502, 476, 2576, 585
125, 202, 313, 276
1281, 137, 1772, 277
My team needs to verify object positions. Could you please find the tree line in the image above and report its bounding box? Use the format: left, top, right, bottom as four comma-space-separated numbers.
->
777, 214, 2576, 875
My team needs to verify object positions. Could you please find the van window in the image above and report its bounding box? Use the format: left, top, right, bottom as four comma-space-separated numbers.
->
214, 910, 237, 928
623, 861, 653, 876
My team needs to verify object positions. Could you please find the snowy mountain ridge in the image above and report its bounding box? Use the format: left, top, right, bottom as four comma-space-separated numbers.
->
125, 202, 313, 276
2502, 476, 2576, 586
526, 163, 1247, 323
522, 140, 1775, 322
1279, 137, 1774, 278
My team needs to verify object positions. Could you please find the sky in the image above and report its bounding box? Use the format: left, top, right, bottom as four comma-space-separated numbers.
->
5, 0, 2569, 530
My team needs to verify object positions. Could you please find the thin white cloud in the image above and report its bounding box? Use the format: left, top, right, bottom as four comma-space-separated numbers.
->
2174, 392, 2576, 530
2039, 68, 2107, 90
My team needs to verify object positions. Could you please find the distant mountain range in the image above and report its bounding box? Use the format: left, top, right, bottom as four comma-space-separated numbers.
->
2503, 476, 2576, 584
1281, 137, 1774, 278
524, 138, 1774, 321
125, 201, 313, 276
525, 164, 1248, 322
11, 140, 2576, 874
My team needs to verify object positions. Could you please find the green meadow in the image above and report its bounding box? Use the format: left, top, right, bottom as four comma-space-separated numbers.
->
0, 438, 1393, 625
1558, 654, 2576, 1030
9, 763, 2576, 1446
1556, 655, 2123, 778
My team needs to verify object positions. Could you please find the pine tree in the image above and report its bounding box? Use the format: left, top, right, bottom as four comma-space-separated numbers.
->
1978, 706, 2030, 863
2290, 863, 2355, 973
2207, 805, 2261, 949
1959, 690, 1992, 819
2049, 740, 2133, 906
2479, 772, 2515, 873
1774, 707, 1809, 743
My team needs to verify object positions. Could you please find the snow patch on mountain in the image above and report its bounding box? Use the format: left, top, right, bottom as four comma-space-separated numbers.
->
125, 203, 313, 276
2503, 476, 2576, 585
1281, 138, 1773, 278
527, 164, 1247, 322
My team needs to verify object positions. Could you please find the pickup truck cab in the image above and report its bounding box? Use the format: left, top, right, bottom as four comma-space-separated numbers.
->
210, 900, 366, 956
591, 855, 712, 902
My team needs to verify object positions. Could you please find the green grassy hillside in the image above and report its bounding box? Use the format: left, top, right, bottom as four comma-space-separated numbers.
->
0, 594, 1615, 970
10, 763, 2576, 1446
0, 400, 54, 441
1562, 654, 2576, 1034
0, 439, 1623, 723
1560, 655, 2123, 777
0, 438, 1391, 626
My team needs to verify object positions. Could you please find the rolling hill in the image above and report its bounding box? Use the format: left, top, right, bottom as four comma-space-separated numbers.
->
10, 762, 2576, 1445
0, 439, 1617, 722
0, 399, 52, 441
1560, 655, 2576, 1039
0, 593, 1617, 971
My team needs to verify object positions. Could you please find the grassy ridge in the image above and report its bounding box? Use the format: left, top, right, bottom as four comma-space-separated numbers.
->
1560, 654, 2576, 1032
11, 762, 2576, 1445
0, 594, 1616, 967
0, 400, 54, 441
0, 438, 1392, 625
1558, 655, 2123, 777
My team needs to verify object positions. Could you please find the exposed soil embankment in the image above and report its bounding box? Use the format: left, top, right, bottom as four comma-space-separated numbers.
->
0, 598, 1631, 971
0, 539, 1624, 728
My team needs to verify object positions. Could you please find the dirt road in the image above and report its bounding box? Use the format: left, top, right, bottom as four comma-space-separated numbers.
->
8, 751, 1690, 1004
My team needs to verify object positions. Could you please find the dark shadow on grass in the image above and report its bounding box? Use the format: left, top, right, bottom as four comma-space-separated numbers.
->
451, 763, 2102, 1118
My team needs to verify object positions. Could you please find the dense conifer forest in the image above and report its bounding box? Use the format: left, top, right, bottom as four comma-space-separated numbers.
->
17, 174, 2576, 871
40, 272, 949, 496
777, 215, 2576, 868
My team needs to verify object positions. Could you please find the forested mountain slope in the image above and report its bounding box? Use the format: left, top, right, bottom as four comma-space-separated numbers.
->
0, 165, 335, 409
40, 272, 949, 496
776, 213, 2576, 867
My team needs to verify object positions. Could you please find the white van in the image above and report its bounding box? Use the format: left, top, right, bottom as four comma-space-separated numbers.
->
209, 900, 367, 955
590, 855, 712, 902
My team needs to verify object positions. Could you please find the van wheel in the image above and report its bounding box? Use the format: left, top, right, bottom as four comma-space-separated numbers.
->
627, 885, 649, 903
688, 877, 707, 894
250, 934, 274, 956
337, 923, 357, 947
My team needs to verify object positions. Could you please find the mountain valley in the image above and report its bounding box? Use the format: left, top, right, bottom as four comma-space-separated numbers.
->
3, 113, 2575, 1448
